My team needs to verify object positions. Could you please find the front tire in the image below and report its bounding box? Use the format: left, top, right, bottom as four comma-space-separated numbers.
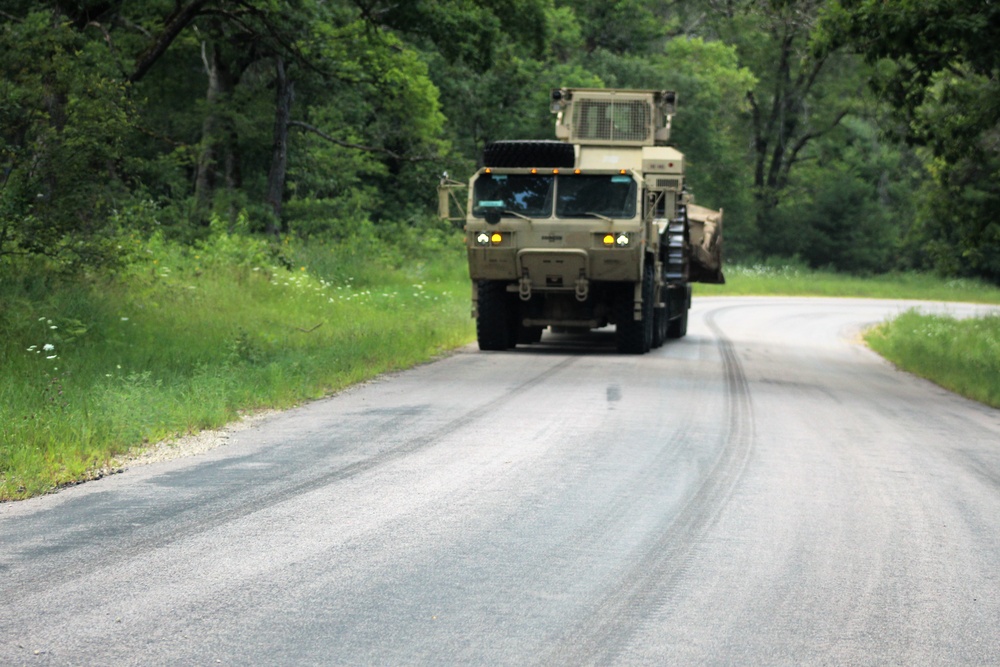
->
616, 261, 654, 354
477, 281, 514, 350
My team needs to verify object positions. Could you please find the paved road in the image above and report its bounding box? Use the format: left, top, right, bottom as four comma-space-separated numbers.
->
2, 297, 999, 666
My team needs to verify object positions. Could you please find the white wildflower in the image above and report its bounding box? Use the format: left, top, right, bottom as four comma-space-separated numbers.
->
43, 344, 54, 351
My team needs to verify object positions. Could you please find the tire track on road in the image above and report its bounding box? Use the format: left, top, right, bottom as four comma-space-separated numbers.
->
544, 307, 756, 665
1, 354, 583, 598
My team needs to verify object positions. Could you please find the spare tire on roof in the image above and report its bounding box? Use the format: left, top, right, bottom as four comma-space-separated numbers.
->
482, 140, 576, 169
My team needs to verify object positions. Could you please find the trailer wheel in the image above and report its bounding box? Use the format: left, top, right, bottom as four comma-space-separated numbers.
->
616, 262, 654, 354
482, 141, 575, 169
477, 281, 514, 350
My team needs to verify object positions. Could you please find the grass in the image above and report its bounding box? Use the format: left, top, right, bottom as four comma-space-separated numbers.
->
865, 311, 1000, 409
696, 262, 1000, 303
0, 229, 474, 500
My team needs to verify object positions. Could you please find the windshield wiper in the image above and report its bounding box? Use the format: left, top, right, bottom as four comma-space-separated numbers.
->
503, 209, 534, 221
582, 211, 615, 222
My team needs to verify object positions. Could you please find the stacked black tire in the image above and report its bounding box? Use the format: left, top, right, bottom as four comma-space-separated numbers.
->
482, 141, 575, 169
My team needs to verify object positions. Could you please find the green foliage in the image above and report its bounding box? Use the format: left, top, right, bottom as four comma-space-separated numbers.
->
373, 0, 549, 70
866, 310, 1000, 409
766, 116, 915, 273
0, 230, 472, 499
825, 0, 1000, 282
0, 9, 136, 268
563, 0, 675, 54
907, 157, 1000, 281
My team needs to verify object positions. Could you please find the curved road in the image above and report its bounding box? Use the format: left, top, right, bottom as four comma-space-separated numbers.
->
2, 297, 999, 665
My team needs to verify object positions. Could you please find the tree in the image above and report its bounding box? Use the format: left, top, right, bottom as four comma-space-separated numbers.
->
703, 0, 856, 257
825, 0, 1000, 280
561, 0, 677, 54
0, 8, 135, 267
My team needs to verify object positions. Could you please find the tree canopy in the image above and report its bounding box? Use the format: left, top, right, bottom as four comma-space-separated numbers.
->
2, 0, 999, 281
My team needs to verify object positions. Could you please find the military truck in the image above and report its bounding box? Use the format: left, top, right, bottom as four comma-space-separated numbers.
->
439, 88, 724, 353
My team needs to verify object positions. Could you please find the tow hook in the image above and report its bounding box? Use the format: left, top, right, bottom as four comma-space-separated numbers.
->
575, 273, 589, 302
519, 274, 532, 301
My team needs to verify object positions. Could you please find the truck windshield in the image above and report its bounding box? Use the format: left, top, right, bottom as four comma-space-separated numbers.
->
472, 174, 553, 218
556, 175, 637, 219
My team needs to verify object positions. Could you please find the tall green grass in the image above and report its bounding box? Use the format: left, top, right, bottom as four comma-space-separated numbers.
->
697, 262, 1000, 303
865, 311, 1000, 409
0, 228, 473, 500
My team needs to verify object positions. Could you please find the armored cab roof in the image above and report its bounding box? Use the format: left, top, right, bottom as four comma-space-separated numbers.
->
551, 88, 677, 146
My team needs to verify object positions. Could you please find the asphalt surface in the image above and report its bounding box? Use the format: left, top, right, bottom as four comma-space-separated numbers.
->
2, 296, 999, 666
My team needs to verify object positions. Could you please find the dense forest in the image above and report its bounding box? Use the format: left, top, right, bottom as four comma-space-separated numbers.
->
2, 0, 999, 282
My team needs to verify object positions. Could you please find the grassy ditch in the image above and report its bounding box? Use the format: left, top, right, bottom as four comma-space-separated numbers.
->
0, 229, 474, 500
865, 311, 1000, 409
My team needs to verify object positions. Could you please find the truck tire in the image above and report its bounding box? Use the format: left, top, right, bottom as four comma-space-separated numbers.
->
477, 281, 514, 350
616, 262, 654, 354
482, 141, 576, 169
652, 305, 667, 348
667, 303, 688, 339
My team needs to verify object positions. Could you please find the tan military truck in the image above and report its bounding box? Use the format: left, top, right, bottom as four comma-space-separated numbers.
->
440, 88, 724, 353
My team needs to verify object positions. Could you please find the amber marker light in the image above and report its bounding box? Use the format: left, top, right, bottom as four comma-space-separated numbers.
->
574, 169, 582, 174
552, 168, 560, 174
491, 232, 503, 244
619, 169, 627, 175
603, 234, 614, 246
530, 168, 538, 174
484, 168, 492, 174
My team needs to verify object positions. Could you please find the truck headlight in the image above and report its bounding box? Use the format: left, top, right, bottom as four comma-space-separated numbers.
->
476, 232, 503, 245
600, 232, 630, 247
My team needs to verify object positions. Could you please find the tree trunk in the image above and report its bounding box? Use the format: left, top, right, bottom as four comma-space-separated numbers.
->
265, 55, 293, 239
194, 43, 235, 219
